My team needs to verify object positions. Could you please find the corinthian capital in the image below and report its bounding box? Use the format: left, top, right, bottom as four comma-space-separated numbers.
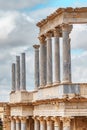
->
54, 27, 61, 37
62, 24, 73, 34
38, 35, 46, 44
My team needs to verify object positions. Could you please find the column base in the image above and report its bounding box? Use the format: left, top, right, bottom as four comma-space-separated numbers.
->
53, 82, 61, 86
62, 80, 72, 84
46, 83, 53, 87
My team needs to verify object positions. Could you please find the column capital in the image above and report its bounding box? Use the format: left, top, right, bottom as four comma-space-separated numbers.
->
14, 116, 20, 123
44, 116, 51, 121
33, 44, 40, 49
19, 116, 27, 123
61, 24, 73, 33
51, 116, 60, 122
38, 35, 46, 44
45, 32, 52, 38
37, 116, 44, 121
9, 116, 15, 121
32, 116, 39, 120
60, 117, 72, 127
53, 27, 61, 37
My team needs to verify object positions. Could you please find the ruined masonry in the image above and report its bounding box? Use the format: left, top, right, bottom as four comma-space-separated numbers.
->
2, 7, 87, 130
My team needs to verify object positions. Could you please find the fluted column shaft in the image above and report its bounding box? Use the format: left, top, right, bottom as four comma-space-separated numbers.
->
47, 120, 52, 130
11, 119, 16, 130
21, 53, 26, 90
62, 24, 72, 83
54, 28, 60, 83
16, 118, 20, 130
16, 56, 20, 91
12, 63, 16, 91
34, 118, 40, 130
61, 117, 71, 130
40, 120, 45, 130
52, 117, 60, 130
39, 36, 47, 86
46, 32, 52, 85
21, 118, 26, 130
33, 45, 40, 89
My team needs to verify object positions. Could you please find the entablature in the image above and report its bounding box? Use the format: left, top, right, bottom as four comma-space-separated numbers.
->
37, 7, 87, 36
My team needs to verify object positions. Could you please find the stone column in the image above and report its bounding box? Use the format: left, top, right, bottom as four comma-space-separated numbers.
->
11, 117, 16, 130
39, 117, 45, 130
16, 56, 20, 91
21, 117, 27, 130
61, 117, 71, 130
34, 117, 40, 130
46, 32, 52, 85
39, 36, 47, 87
52, 117, 60, 130
15, 117, 20, 130
33, 45, 40, 90
21, 53, 26, 90
62, 24, 72, 83
12, 63, 16, 91
54, 28, 60, 84
46, 117, 52, 130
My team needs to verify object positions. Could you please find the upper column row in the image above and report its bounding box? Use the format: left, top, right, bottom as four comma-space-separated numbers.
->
33, 24, 73, 89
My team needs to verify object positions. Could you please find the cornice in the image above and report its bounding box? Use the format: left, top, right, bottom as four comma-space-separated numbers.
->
36, 7, 87, 27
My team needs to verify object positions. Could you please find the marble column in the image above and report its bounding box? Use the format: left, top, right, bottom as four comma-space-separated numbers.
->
62, 24, 72, 83
16, 117, 20, 130
12, 63, 16, 91
46, 117, 52, 130
39, 36, 47, 87
54, 28, 60, 84
21, 117, 27, 130
16, 56, 20, 91
61, 117, 71, 130
52, 117, 60, 130
21, 53, 26, 90
34, 117, 40, 130
11, 117, 16, 130
39, 117, 45, 130
46, 32, 52, 85
33, 45, 40, 90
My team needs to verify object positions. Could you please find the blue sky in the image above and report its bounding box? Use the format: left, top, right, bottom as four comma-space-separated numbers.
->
0, 0, 87, 101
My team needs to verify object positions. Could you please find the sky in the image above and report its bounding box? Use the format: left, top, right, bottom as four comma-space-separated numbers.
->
0, 0, 87, 101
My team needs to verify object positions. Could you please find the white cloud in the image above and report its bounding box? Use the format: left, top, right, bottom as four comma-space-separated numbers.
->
0, 0, 47, 10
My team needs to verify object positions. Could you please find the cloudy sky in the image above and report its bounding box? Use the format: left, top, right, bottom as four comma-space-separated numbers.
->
0, 0, 87, 101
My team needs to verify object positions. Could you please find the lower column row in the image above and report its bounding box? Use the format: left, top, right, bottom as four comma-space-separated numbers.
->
10, 116, 71, 130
